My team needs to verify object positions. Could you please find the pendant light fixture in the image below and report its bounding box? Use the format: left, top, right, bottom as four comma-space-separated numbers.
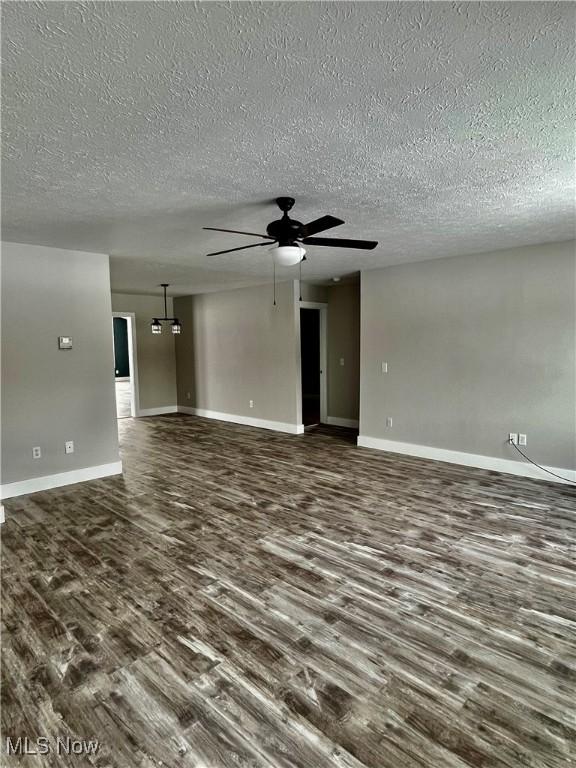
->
150, 283, 182, 335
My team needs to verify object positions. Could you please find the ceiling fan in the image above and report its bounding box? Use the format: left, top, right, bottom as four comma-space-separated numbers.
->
204, 197, 378, 265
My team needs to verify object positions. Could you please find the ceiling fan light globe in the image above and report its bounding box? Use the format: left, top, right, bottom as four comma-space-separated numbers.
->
272, 245, 306, 267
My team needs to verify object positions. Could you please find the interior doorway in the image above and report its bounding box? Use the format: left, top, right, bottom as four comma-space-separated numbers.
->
112, 313, 139, 419
299, 302, 327, 427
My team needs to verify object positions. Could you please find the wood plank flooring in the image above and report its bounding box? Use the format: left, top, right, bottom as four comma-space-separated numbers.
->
1, 415, 575, 767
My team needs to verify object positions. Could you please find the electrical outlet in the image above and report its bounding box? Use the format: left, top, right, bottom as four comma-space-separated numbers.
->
509, 433, 518, 445
519, 434, 527, 446
249, 400, 254, 409
339, 358, 345, 367
386, 417, 393, 428
65, 441, 74, 454
32, 446, 41, 459
186, 391, 191, 400
381, 362, 388, 373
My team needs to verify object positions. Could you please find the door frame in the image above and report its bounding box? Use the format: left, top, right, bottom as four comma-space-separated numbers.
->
112, 312, 140, 418
299, 301, 328, 424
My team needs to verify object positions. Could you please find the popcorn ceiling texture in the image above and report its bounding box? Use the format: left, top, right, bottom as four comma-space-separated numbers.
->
2, 1, 575, 295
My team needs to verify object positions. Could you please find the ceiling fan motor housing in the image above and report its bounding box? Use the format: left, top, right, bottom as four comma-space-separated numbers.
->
266, 197, 301, 244
266, 217, 303, 243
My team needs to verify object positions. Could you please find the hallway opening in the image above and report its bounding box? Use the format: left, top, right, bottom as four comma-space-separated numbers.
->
112, 313, 138, 419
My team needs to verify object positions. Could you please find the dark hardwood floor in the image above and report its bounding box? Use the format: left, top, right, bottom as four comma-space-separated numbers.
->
1, 414, 575, 767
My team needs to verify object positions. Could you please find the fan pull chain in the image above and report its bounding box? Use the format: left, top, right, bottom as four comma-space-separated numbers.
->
299, 259, 302, 301
273, 261, 276, 306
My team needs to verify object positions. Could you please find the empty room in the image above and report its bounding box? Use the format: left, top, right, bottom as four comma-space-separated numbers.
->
1, 2, 575, 767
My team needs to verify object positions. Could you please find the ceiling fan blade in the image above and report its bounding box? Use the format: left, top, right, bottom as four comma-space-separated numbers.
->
207, 241, 274, 256
301, 215, 344, 238
301, 237, 378, 250
203, 227, 273, 239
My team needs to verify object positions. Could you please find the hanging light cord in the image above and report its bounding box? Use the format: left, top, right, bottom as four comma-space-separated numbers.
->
299, 259, 302, 301
509, 440, 576, 485
273, 261, 276, 306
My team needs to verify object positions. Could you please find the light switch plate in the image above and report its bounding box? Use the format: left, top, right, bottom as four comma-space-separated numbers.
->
65, 441, 74, 454
58, 336, 73, 349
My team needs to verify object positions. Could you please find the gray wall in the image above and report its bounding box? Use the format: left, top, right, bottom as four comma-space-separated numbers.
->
175, 281, 301, 425
173, 295, 196, 409
327, 282, 360, 422
111, 293, 177, 411
300, 283, 329, 303
1, 242, 120, 484
360, 240, 576, 469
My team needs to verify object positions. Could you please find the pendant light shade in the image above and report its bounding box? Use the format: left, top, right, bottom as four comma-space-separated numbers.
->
150, 284, 182, 335
272, 245, 306, 266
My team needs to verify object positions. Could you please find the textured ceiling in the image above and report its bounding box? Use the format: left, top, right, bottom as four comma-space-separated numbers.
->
2, 1, 575, 296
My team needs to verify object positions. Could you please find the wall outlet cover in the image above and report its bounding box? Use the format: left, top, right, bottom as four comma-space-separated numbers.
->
65, 441, 74, 454
32, 446, 41, 459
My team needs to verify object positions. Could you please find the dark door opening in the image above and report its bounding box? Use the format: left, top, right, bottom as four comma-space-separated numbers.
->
112, 316, 132, 419
300, 308, 321, 426
113, 317, 130, 378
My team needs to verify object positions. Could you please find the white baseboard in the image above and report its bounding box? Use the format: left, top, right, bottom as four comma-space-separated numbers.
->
0, 461, 123, 500
326, 416, 359, 429
178, 406, 303, 435
137, 406, 178, 417
357, 435, 575, 485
